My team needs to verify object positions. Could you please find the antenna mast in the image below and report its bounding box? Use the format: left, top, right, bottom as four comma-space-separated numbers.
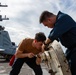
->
0, 2, 9, 21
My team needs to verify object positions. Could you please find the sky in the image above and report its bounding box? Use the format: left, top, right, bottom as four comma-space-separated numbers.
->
0, 0, 76, 51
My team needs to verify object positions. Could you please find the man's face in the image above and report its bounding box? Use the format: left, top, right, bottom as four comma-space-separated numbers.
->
35, 40, 43, 50
42, 18, 54, 28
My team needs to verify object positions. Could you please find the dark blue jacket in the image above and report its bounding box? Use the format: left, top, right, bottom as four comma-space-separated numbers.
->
48, 11, 76, 48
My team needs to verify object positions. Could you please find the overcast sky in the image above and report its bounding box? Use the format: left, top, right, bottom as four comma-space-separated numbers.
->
0, 0, 76, 49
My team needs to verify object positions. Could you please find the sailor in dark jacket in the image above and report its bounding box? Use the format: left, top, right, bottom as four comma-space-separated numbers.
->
39, 10, 76, 75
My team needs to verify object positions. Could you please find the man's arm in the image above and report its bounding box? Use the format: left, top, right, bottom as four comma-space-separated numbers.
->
42, 38, 52, 51
15, 50, 35, 58
44, 38, 52, 45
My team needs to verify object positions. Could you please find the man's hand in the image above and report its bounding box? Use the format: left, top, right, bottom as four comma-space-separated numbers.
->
36, 55, 42, 65
27, 53, 35, 58
42, 44, 49, 51
42, 38, 52, 51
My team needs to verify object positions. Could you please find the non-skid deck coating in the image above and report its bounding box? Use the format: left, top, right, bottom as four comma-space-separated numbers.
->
0, 59, 50, 75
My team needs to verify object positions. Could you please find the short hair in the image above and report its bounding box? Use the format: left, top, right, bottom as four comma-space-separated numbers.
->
39, 11, 54, 23
35, 32, 46, 42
